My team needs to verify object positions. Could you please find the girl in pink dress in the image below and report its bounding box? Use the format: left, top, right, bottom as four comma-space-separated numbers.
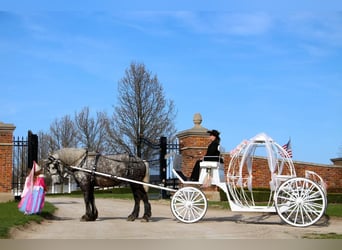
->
18, 161, 48, 214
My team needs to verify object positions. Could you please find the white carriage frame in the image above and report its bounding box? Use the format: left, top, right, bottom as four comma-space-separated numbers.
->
170, 133, 327, 227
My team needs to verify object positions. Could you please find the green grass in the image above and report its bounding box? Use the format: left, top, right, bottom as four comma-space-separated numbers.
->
0, 200, 56, 239
302, 233, 342, 239
325, 203, 342, 217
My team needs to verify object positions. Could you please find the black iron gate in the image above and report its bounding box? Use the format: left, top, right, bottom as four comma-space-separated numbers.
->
12, 131, 38, 199
140, 136, 179, 198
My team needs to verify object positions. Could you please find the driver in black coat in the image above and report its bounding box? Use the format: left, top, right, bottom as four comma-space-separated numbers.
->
190, 129, 222, 181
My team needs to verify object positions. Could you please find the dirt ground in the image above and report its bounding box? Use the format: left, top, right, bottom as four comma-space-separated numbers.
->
10, 196, 342, 239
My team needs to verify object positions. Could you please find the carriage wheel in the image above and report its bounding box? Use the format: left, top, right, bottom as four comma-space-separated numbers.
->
170, 187, 207, 223
274, 177, 326, 227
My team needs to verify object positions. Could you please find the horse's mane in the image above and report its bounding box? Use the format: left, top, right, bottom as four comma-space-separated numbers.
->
54, 148, 87, 165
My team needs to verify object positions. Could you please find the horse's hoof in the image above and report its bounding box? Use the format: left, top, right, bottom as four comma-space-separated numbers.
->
81, 214, 97, 221
80, 215, 88, 221
89, 213, 98, 221
127, 215, 137, 221
141, 216, 149, 222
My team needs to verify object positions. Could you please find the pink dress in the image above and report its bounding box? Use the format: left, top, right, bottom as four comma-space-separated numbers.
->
18, 163, 47, 215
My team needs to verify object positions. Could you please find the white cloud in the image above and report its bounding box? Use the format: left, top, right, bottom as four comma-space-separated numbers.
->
286, 12, 342, 47
173, 12, 273, 36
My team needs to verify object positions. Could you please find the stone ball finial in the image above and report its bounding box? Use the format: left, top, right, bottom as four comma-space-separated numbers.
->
193, 113, 202, 128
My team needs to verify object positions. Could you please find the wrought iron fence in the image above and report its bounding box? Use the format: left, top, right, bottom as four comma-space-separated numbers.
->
12, 136, 28, 199
11, 131, 38, 199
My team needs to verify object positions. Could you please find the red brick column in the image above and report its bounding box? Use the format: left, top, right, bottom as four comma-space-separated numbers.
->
176, 113, 210, 176
0, 122, 15, 197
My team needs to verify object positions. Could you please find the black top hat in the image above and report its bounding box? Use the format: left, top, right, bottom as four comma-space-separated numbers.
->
207, 129, 220, 137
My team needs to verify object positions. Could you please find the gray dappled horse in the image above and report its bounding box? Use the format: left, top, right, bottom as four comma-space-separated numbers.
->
46, 148, 152, 222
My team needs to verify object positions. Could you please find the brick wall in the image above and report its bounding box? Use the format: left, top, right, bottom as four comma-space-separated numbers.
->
219, 154, 342, 192
291, 161, 342, 192
0, 122, 15, 193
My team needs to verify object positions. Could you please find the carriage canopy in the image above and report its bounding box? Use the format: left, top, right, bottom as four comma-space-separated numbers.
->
227, 133, 296, 209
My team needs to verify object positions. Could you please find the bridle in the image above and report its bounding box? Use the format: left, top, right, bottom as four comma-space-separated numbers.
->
47, 151, 89, 178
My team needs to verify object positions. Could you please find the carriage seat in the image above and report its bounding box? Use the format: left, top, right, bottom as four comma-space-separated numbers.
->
199, 156, 225, 184
202, 156, 224, 163
200, 161, 221, 169
200, 156, 224, 169
172, 153, 225, 184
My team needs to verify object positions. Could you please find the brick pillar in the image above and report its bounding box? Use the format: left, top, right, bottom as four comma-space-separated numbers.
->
0, 122, 16, 202
176, 113, 221, 200
176, 113, 209, 175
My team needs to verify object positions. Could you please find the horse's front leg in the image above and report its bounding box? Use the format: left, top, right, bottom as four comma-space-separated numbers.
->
80, 184, 98, 221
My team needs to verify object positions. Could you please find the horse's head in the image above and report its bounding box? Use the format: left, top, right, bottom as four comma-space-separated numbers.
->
46, 154, 65, 184
46, 148, 88, 184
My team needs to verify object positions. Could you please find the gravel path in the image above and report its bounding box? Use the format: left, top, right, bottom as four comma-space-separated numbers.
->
10, 196, 342, 239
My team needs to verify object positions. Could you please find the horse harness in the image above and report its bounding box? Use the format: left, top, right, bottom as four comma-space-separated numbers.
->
125, 154, 139, 177
77, 151, 141, 181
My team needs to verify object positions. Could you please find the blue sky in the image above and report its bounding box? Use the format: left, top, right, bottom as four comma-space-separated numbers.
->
1, 2, 341, 165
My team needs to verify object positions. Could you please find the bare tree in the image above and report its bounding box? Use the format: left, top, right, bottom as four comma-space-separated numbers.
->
49, 115, 78, 149
74, 106, 108, 152
37, 130, 56, 161
106, 62, 177, 159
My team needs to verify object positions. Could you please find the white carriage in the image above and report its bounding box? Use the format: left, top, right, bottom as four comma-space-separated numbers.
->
71, 132, 327, 227
171, 133, 327, 227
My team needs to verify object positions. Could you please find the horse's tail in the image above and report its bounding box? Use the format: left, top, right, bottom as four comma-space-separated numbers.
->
143, 160, 150, 192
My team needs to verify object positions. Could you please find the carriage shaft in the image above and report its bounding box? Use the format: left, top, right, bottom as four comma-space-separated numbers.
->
70, 166, 176, 193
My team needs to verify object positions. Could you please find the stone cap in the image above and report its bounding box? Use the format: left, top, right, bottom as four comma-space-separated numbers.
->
331, 157, 342, 166
176, 113, 209, 138
0, 121, 16, 131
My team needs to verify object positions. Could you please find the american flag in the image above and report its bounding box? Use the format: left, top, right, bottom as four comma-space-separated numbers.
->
281, 139, 292, 158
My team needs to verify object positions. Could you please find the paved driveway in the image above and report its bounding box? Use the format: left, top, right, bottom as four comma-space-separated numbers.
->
10, 197, 342, 239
